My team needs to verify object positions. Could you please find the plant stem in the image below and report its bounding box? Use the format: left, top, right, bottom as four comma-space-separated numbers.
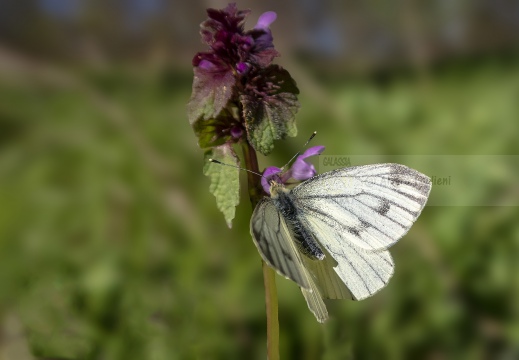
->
262, 261, 279, 360
241, 141, 280, 360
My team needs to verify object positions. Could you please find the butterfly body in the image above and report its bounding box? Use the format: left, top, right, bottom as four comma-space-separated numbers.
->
270, 183, 325, 260
251, 163, 432, 322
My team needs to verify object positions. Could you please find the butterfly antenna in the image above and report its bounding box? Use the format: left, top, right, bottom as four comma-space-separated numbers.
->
208, 159, 264, 178
280, 131, 317, 171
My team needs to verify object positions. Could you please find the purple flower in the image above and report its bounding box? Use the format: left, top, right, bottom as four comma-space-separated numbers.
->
230, 125, 244, 139
193, 4, 279, 75
236, 62, 250, 74
197, 59, 219, 71
188, 4, 300, 156
288, 145, 325, 180
261, 146, 325, 193
254, 11, 277, 30
247, 12, 279, 67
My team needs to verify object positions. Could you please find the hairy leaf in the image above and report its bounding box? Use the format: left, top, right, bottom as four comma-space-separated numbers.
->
241, 65, 300, 155
187, 67, 235, 125
203, 144, 240, 228
193, 110, 236, 149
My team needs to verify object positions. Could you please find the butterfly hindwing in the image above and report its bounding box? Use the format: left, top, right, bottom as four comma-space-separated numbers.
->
302, 212, 395, 300
301, 247, 353, 300
300, 273, 328, 323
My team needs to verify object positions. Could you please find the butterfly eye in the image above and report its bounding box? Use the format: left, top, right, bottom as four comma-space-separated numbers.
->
268, 173, 284, 187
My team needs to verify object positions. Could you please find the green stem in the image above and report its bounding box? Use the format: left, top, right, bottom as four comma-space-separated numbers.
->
241, 141, 280, 360
263, 262, 279, 360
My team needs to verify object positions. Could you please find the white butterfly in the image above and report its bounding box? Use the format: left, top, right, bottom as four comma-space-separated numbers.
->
251, 163, 432, 322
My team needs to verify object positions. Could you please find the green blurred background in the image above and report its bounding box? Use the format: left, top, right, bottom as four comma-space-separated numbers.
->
1, 1, 518, 359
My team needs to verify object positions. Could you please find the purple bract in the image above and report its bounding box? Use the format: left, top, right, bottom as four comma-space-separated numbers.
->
193, 3, 279, 76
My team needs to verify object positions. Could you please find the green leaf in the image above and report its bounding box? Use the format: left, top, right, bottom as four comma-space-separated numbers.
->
187, 67, 235, 124
192, 110, 235, 149
203, 144, 240, 228
241, 65, 300, 155
194, 120, 227, 148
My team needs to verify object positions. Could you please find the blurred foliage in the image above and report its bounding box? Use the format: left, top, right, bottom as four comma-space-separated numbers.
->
0, 51, 518, 359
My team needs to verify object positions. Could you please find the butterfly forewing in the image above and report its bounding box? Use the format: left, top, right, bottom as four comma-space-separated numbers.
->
251, 198, 331, 321
292, 163, 432, 251
250, 198, 311, 290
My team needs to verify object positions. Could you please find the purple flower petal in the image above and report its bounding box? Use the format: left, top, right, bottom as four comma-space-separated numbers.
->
236, 62, 250, 74
261, 166, 282, 193
198, 59, 218, 71
254, 11, 277, 30
300, 145, 325, 159
289, 158, 317, 181
263, 166, 282, 178
285, 145, 325, 181
193, 52, 229, 73
230, 125, 243, 138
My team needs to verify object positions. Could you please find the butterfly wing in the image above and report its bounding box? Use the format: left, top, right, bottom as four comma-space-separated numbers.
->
250, 197, 311, 290
300, 272, 328, 323
303, 215, 395, 300
292, 163, 431, 300
251, 197, 334, 322
252, 197, 356, 322
302, 247, 353, 300
300, 249, 355, 323
292, 163, 432, 251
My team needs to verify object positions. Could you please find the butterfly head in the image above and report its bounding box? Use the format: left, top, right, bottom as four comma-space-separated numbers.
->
267, 179, 290, 198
